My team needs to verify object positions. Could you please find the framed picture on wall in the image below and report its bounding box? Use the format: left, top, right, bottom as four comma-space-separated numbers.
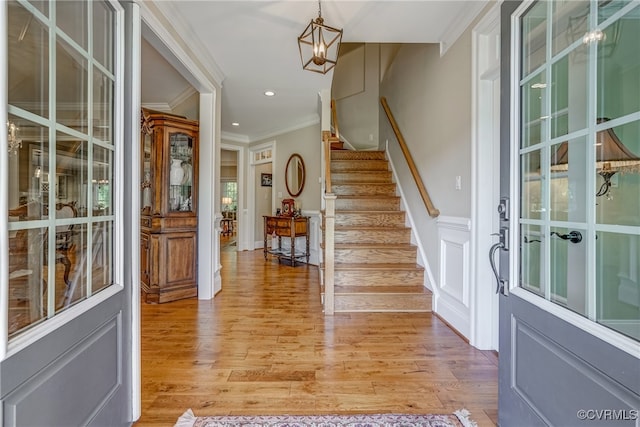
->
261, 173, 272, 187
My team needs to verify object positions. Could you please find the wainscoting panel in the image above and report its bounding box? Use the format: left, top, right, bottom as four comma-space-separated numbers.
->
436, 216, 471, 339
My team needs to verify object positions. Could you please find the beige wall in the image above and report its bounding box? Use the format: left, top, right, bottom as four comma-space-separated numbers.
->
379, 21, 476, 282
252, 123, 322, 213
333, 44, 380, 150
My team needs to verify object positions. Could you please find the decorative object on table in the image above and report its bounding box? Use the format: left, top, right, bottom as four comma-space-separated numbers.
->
550, 117, 640, 199
261, 172, 272, 187
297, 0, 343, 75
170, 158, 184, 186
281, 198, 295, 216
175, 409, 478, 427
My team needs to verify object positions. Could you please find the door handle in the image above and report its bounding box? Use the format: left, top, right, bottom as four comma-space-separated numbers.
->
489, 242, 505, 294
489, 227, 508, 295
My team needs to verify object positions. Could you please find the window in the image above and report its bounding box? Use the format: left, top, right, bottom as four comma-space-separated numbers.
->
6, 0, 119, 337
518, 1, 639, 341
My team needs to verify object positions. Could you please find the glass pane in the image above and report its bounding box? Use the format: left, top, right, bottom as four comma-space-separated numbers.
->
28, 1, 48, 17
553, 1, 589, 55
91, 221, 113, 294
597, 8, 640, 121
550, 44, 589, 139
550, 226, 587, 315
56, 223, 87, 311
56, 0, 87, 50
57, 38, 88, 134
522, 1, 548, 77
8, 1, 49, 118
169, 133, 194, 212
93, 146, 113, 216
521, 72, 546, 148
93, 0, 114, 72
596, 231, 640, 341
521, 224, 544, 297
93, 69, 114, 143
7, 115, 50, 221
595, 120, 640, 226
8, 227, 47, 336
598, 0, 636, 24
56, 135, 88, 217
550, 136, 588, 223
142, 132, 153, 212
521, 150, 544, 220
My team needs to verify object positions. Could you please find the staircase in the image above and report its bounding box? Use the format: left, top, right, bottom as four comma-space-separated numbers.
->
322, 149, 432, 312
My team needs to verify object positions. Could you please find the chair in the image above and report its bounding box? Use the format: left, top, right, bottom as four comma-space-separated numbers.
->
54, 203, 77, 286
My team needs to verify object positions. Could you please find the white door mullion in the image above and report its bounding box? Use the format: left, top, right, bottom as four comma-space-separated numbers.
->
86, 0, 94, 299
542, 0, 553, 301
585, 0, 598, 322
47, 0, 58, 318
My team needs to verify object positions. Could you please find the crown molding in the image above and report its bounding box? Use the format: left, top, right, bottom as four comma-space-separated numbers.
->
439, 0, 489, 56
137, 0, 224, 91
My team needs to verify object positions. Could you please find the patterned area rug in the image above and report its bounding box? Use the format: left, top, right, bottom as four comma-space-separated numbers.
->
174, 409, 477, 427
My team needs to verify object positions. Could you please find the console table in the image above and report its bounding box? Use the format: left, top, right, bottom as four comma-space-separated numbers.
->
263, 215, 310, 266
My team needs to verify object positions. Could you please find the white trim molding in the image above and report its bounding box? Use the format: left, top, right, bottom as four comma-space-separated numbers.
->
436, 216, 472, 339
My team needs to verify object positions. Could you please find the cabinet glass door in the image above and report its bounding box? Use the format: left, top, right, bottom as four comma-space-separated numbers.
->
141, 131, 152, 212
168, 132, 194, 213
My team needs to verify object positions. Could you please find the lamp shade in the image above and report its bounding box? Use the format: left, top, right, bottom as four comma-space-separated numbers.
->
298, 13, 342, 74
221, 197, 232, 205
551, 118, 640, 173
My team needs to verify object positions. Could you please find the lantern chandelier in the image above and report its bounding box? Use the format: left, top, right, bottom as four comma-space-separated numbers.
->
7, 121, 22, 155
297, 0, 343, 74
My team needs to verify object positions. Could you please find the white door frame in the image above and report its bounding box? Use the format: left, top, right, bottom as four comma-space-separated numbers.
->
248, 141, 276, 250
220, 144, 246, 251
470, 2, 502, 351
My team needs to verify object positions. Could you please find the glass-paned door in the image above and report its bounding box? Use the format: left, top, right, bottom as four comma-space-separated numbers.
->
499, 1, 640, 425
2, 1, 133, 425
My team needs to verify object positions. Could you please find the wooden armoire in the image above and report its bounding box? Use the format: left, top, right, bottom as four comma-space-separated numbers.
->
140, 109, 199, 303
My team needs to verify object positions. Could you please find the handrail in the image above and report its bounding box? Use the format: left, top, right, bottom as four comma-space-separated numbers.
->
322, 130, 332, 194
331, 99, 340, 141
380, 97, 440, 218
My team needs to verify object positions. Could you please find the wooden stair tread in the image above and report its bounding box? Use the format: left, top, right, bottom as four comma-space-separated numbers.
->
334, 226, 409, 231
336, 195, 399, 199
333, 262, 424, 271
334, 242, 416, 249
335, 285, 431, 294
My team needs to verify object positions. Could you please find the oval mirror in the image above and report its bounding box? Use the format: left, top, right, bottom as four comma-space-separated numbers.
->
285, 153, 305, 197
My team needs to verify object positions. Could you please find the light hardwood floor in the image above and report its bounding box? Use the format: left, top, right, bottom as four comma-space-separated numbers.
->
136, 241, 498, 426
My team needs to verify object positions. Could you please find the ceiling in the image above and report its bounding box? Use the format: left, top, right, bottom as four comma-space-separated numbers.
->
141, 1, 488, 143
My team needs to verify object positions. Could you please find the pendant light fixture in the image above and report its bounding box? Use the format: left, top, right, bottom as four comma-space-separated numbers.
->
298, 0, 343, 74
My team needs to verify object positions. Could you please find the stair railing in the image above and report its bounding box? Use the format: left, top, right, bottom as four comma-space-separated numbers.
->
331, 99, 340, 142
380, 97, 440, 218
322, 130, 336, 315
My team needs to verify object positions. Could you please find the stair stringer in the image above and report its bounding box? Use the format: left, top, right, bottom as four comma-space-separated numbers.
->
384, 140, 438, 305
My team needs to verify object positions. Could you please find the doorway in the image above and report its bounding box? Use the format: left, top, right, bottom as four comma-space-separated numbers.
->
248, 142, 276, 250
220, 146, 244, 251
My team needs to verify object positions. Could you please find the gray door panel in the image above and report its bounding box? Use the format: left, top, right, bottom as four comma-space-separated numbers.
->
1, 293, 125, 427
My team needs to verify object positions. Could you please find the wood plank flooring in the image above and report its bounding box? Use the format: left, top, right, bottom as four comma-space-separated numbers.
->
135, 246, 498, 426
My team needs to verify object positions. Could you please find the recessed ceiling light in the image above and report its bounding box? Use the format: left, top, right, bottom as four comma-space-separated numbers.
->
264, 91, 275, 97
232, 122, 239, 126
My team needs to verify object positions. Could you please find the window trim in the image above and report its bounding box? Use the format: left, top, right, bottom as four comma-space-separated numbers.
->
1, 0, 125, 359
